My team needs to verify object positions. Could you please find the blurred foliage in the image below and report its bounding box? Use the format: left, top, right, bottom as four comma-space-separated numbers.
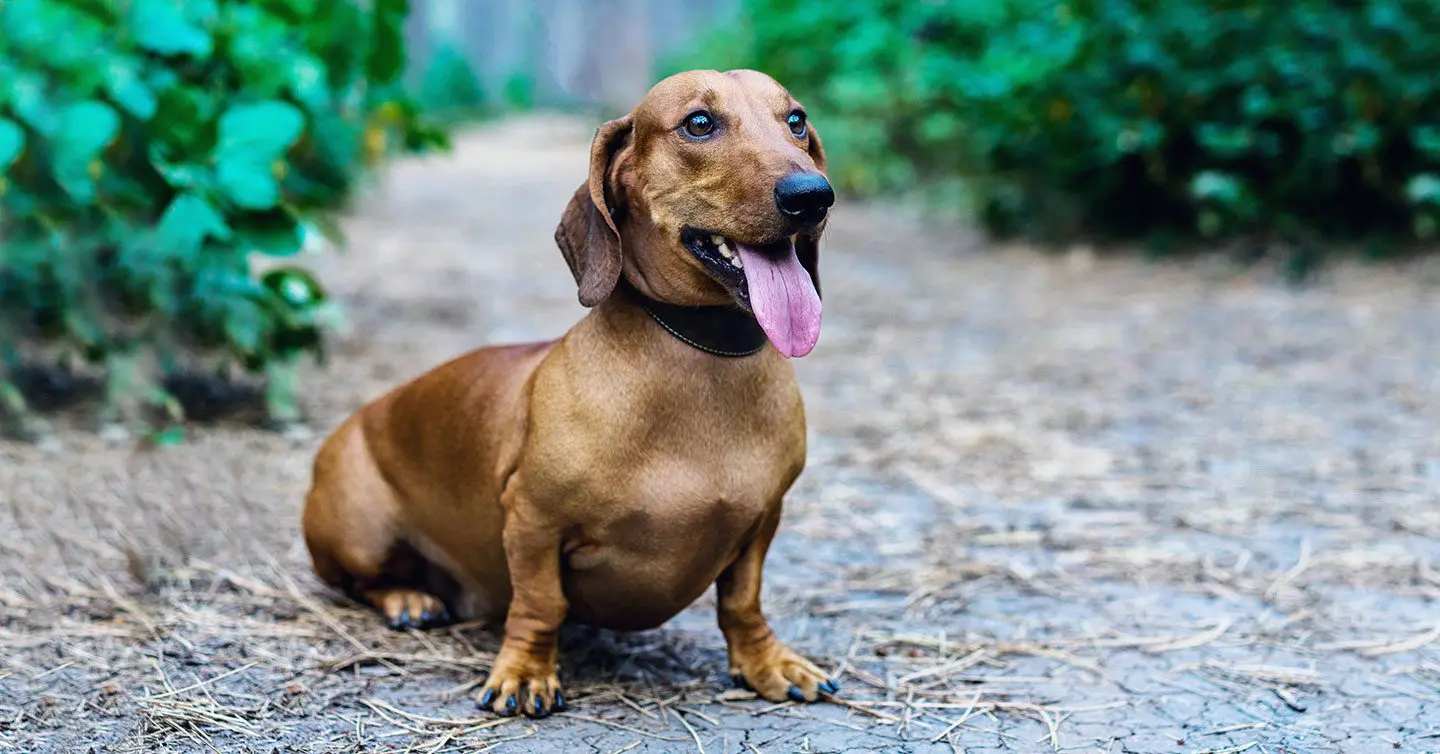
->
0, 0, 447, 436
418, 40, 487, 119
674, 0, 1440, 256
502, 70, 537, 112
415, 42, 535, 120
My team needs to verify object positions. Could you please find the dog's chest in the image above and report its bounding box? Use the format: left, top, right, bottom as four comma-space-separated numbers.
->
639, 453, 776, 525
561, 453, 786, 629
576, 441, 780, 531
529, 345, 806, 629
559, 438, 796, 569
530, 342, 804, 541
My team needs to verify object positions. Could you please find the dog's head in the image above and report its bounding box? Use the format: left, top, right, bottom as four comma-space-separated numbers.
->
555, 69, 831, 358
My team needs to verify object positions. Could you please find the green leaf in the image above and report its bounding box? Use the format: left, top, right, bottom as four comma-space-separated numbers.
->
2, 0, 108, 76
62, 306, 107, 353
1190, 170, 1256, 220
0, 0, 53, 52
226, 5, 292, 95
262, 266, 327, 309
224, 299, 269, 356
51, 101, 120, 201
1334, 123, 1381, 156
151, 86, 216, 152
103, 58, 158, 119
146, 425, 188, 447
5, 67, 58, 134
216, 101, 305, 209
288, 55, 331, 110
218, 101, 306, 158
1196, 123, 1254, 159
306, 214, 348, 250
258, 0, 318, 20
130, 0, 213, 57
217, 160, 281, 210
236, 208, 305, 257
367, 0, 409, 84
183, 0, 221, 26
286, 0, 319, 16
0, 118, 23, 170
1413, 127, 1440, 159
264, 358, 304, 420
156, 194, 231, 254
1405, 174, 1440, 207
149, 151, 217, 192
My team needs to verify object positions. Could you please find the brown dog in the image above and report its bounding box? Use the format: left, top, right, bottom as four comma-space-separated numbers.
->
301, 69, 836, 718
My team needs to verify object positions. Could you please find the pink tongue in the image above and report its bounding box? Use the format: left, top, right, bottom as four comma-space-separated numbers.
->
735, 240, 822, 358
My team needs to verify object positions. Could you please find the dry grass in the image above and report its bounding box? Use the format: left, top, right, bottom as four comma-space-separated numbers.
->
3, 118, 1439, 752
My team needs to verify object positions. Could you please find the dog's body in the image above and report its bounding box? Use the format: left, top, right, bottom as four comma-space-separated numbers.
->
303, 70, 836, 718
305, 308, 804, 631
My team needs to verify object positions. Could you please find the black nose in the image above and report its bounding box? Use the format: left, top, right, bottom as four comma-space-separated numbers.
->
774, 172, 834, 224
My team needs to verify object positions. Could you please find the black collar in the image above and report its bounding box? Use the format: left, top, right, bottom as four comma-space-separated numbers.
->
620, 280, 769, 358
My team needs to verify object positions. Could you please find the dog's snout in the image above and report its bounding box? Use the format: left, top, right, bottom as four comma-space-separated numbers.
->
774, 173, 834, 225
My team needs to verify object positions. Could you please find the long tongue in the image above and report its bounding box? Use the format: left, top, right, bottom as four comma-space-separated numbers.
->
734, 240, 822, 358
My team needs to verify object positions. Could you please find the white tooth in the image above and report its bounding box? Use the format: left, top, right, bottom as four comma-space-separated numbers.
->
711, 234, 725, 247
732, 254, 743, 269
719, 246, 733, 259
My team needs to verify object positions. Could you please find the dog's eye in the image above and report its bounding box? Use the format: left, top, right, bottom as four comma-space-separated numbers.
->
682, 111, 715, 138
787, 110, 807, 138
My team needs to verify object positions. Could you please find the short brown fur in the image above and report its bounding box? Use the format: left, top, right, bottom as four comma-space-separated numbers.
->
302, 69, 835, 718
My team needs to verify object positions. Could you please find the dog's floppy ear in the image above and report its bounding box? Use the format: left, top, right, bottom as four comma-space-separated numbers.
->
556, 114, 634, 307
795, 124, 827, 297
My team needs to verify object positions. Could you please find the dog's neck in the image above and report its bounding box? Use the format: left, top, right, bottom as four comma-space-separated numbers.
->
617, 279, 768, 358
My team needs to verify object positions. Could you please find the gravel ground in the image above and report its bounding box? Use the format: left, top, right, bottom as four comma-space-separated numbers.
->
2, 117, 1439, 753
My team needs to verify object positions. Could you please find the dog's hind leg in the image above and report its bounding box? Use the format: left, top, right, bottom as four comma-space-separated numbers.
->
360, 584, 452, 630
302, 418, 455, 630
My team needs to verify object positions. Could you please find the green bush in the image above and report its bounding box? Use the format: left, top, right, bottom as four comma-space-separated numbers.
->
0, 0, 447, 437
677, 0, 1440, 254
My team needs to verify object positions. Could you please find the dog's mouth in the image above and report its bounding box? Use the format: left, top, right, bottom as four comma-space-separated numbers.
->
679, 226, 822, 358
682, 227, 770, 307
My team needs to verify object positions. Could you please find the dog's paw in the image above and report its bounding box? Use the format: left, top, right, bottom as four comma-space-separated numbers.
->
365, 589, 452, 630
729, 641, 838, 703
477, 648, 565, 719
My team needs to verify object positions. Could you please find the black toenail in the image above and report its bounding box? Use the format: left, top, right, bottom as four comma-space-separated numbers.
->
554, 691, 566, 711
480, 689, 496, 707
397, 608, 411, 627
731, 674, 747, 689
820, 680, 839, 694
506, 695, 518, 711
787, 685, 805, 702
420, 609, 433, 624
532, 695, 547, 718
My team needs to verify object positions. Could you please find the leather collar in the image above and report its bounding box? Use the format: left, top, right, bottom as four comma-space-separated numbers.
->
620, 280, 768, 358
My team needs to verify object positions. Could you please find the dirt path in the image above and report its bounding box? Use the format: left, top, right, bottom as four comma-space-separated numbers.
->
3, 117, 1439, 753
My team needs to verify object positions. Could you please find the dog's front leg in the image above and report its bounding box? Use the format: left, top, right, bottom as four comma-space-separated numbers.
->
478, 499, 567, 719
716, 507, 839, 703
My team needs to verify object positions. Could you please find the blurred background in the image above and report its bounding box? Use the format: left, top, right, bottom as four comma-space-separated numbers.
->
401, 0, 731, 114
2, 1, 1438, 751
2, 0, 1438, 433
3, 0, 1438, 438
